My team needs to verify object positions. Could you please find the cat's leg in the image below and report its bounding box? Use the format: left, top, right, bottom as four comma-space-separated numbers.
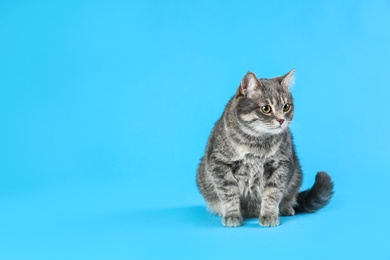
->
197, 160, 223, 216
210, 161, 242, 227
279, 166, 302, 216
199, 176, 223, 216
260, 160, 290, 227
206, 200, 223, 216
260, 189, 282, 226
279, 199, 296, 216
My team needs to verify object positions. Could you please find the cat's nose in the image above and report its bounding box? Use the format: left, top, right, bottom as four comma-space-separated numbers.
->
278, 119, 285, 125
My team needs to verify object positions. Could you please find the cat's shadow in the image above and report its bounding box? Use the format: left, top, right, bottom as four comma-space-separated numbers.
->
121, 206, 221, 229
105, 206, 293, 230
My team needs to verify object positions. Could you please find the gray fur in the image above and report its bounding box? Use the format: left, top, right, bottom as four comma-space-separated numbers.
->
196, 70, 334, 227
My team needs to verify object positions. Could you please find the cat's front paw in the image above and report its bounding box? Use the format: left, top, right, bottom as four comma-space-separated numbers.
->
259, 215, 280, 227
222, 214, 243, 227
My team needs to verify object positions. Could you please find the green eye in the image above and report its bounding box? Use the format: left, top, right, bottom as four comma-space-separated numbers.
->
261, 105, 272, 114
283, 103, 291, 112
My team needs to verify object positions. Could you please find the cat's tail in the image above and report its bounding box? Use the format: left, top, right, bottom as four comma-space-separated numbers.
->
294, 171, 334, 213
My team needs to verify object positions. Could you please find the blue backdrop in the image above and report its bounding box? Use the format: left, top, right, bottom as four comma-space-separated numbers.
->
1, 0, 390, 259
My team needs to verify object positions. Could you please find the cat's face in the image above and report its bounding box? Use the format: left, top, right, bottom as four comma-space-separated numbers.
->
235, 70, 295, 135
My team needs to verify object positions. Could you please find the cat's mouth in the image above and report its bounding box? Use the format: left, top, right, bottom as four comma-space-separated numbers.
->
267, 123, 286, 129
247, 120, 288, 135
265, 124, 288, 133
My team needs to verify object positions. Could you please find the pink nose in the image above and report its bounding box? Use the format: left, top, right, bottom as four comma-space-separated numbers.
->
278, 119, 285, 125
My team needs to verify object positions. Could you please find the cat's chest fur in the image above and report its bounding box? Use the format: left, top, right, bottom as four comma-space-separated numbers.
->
233, 154, 264, 198
231, 140, 281, 198
232, 137, 281, 161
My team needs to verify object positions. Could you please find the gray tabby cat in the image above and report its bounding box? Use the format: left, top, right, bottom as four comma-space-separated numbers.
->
196, 70, 334, 227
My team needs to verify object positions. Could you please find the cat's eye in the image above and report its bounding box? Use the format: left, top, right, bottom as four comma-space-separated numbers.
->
283, 103, 291, 113
261, 105, 272, 114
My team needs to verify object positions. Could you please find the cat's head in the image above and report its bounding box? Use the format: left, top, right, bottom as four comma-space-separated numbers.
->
235, 70, 295, 135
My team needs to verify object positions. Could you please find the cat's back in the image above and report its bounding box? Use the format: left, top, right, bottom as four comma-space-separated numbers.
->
203, 98, 236, 159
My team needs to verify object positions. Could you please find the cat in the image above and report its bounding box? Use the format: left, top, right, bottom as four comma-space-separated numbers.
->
196, 70, 334, 227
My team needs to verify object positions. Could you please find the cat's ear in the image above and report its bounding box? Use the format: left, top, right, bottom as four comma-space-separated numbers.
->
280, 69, 296, 89
238, 72, 261, 97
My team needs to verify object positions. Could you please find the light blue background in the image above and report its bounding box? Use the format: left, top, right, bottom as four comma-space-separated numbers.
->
1, 0, 389, 259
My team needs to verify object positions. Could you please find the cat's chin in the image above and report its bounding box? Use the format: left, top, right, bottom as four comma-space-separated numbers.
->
249, 123, 288, 135
263, 128, 285, 135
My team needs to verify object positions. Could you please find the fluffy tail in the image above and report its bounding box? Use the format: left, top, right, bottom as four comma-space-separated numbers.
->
295, 171, 334, 213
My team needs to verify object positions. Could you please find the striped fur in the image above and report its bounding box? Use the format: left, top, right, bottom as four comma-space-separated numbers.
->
196, 70, 334, 227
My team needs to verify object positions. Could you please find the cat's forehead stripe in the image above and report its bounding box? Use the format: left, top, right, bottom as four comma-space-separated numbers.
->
267, 95, 288, 105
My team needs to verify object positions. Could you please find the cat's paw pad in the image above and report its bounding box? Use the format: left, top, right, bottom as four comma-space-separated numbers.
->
222, 215, 243, 227
280, 206, 295, 216
259, 215, 280, 227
